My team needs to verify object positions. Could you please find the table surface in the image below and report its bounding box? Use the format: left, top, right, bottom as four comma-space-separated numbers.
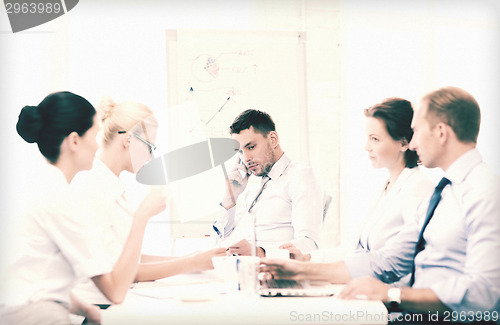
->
102, 271, 389, 325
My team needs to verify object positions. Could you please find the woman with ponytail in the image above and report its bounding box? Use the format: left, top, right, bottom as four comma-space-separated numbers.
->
71, 97, 225, 309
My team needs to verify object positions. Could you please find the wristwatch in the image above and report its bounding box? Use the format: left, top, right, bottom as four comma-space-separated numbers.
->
387, 287, 402, 311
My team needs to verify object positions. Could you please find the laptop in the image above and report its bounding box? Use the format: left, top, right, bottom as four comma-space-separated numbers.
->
259, 277, 337, 297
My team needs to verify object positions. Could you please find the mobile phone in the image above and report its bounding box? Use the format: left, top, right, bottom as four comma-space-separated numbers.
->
232, 158, 250, 185
239, 158, 251, 177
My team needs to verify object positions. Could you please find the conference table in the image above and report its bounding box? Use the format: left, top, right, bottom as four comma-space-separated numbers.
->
101, 270, 389, 325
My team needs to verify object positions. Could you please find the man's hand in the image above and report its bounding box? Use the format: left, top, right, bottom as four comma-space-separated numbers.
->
340, 277, 451, 314
221, 159, 251, 210
227, 239, 265, 257
260, 259, 351, 284
279, 243, 311, 261
339, 276, 390, 301
259, 258, 309, 281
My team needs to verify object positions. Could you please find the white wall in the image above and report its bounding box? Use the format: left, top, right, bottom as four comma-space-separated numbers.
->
339, 0, 500, 244
1, 0, 499, 262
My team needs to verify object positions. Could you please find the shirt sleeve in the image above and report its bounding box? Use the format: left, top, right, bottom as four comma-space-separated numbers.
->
213, 202, 238, 239
287, 167, 324, 253
430, 181, 500, 312
40, 194, 113, 279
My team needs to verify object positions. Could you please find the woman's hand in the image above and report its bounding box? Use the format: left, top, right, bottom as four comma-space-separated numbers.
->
193, 248, 227, 270
136, 186, 167, 221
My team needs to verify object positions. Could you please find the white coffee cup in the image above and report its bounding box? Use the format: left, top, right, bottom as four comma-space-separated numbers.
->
235, 256, 260, 296
212, 256, 239, 291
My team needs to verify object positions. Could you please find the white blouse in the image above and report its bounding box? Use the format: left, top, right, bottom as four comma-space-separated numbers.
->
71, 159, 135, 305
311, 167, 434, 262
0, 164, 111, 310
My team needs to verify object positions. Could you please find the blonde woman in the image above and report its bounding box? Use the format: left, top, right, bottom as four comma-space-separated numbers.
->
72, 97, 225, 308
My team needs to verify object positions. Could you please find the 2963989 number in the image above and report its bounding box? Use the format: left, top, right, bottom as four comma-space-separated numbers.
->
5, 2, 62, 14
442, 310, 498, 322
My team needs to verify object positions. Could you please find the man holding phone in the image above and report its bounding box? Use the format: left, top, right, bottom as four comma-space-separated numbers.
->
213, 109, 325, 257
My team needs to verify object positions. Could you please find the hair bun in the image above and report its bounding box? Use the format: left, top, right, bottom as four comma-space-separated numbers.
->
16, 105, 43, 143
98, 96, 116, 120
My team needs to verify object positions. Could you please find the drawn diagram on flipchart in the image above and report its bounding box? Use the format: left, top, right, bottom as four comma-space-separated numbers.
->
183, 50, 265, 138
168, 30, 304, 142
165, 30, 306, 236
187, 51, 257, 134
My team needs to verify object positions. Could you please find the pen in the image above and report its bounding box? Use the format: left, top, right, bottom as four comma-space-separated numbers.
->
213, 225, 223, 248
213, 225, 222, 238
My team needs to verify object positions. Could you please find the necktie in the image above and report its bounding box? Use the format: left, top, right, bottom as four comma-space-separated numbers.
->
248, 176, 271, 212
409, 177, 451, 286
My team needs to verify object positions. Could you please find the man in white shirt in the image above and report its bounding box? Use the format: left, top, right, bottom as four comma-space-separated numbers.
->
213, 109, 324, 257
261, 87, 500, 321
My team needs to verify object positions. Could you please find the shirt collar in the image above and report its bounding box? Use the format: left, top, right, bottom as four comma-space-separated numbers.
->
44, 163, 69, 187
266, 152, 291, 181
92, 159, 126, 200
389, 167, 417, 193
444, 148, 483, 185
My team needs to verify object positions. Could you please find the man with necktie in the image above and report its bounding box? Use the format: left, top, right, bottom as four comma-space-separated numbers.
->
261, 87, 500, 322
212, 109, 325, 257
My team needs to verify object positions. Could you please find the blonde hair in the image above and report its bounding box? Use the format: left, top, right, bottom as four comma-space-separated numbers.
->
98, 96, 157, 145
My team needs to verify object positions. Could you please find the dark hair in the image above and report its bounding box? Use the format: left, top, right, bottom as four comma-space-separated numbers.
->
16, 91, 96, 164
422, 86, 480, 143
229, 109, 276, 136
364, 98, 419, 168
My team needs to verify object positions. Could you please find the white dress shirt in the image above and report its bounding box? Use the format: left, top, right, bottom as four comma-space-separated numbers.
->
213, 153, 325, 253
345, 149, 500, 313
71, 159, 135, 305
310, 167, 433, 264
0, 164, 111, 311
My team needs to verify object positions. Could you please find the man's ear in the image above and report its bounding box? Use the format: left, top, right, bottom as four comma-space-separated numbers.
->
435, 122, 449, 145
268, 131, 280, 148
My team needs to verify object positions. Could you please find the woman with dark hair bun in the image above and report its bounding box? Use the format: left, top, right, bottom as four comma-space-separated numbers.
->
0, 92, 101, 324
16, 91, 97, 174
0, 92, 166, 325
284, 98, 434, 286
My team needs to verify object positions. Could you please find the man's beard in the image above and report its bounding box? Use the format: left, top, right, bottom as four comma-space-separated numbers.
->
256, 147, 275, 177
